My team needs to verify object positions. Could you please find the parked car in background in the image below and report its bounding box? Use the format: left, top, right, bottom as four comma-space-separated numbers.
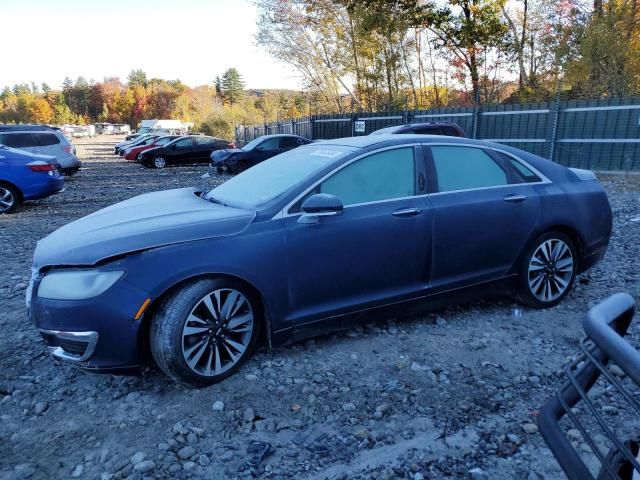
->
28, 135, 612, 386
0, 129, 81, 175
120, 136, 159, 157
211, 134, 311, 173
113, 124, 131, 135
0, 144, 64, 213
369, 122, 466, 137
124, 135, 181, 161
102, 124, 115, 135
114, 135, 153, 155
138, 135, 233, 168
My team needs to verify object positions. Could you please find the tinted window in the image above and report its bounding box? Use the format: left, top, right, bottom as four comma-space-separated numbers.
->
258, 138, 279, 150
173, 138, 193, 148
0, 133, 38, 148
413, 127, 440, 135
155, 137, 173, 146
506, 157, 541, 183
319, 147, 415, 206
195, 137, 215, 145
279, 137, 299, 148
432, 146, 507, 192
34, 133, 60, 146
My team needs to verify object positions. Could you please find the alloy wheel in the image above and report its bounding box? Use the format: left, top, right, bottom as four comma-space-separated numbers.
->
154, 157, 166, 168
527, 238, 574, 303
181, 288, 254, 376
0, 186, 15, 213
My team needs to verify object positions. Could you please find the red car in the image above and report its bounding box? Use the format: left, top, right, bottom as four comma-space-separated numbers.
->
124, 135, 181, 161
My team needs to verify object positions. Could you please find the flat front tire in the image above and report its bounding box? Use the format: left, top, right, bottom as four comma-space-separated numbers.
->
150, 278, 261, 387
517, 231, 578, 308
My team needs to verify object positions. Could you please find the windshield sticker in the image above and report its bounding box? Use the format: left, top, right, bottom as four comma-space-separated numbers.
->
309, 149, 343, 158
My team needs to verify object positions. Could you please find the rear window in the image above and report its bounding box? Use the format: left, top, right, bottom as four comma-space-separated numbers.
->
0, 133, 38, 148
33, 133, 60, 146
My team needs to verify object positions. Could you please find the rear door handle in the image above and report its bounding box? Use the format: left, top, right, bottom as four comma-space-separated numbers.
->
392, 207, 422, 217
504, 194, 527, 203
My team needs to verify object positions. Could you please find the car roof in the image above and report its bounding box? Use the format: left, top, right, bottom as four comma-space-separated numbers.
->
0, 124, 58, 132
257, 134, 305, 138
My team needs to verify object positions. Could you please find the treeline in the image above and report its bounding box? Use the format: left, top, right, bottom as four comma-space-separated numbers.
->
0, 68, 318, 140
256, 0, 640, 111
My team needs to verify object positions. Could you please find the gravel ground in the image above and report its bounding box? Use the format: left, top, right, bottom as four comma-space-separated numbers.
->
1, 137, 639, 480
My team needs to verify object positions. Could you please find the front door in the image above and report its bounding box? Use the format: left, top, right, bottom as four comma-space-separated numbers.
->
283, 145, 431, 327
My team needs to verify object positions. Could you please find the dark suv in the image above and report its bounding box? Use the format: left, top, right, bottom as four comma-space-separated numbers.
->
369, 122, 465, 137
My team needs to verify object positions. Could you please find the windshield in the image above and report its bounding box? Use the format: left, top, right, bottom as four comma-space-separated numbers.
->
240, 136, 266, 151
205, 144, 354, 209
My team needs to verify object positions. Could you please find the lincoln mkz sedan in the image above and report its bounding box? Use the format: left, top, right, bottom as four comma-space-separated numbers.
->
29, 135, 612, 386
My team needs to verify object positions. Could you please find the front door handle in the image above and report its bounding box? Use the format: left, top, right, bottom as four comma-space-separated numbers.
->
392, 207, 422, 217
504, 194, 527, 203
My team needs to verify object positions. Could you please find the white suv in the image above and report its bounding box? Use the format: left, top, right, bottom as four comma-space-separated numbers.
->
0, 129, 81, 175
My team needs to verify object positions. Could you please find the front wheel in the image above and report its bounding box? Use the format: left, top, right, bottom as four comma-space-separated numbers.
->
0, 184, 20, 214
517, 231, 578, 308
150, 278, 261, 387
153, 156, 167, 169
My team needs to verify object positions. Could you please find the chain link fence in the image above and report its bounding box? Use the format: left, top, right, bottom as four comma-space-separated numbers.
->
235, 97, 640, 172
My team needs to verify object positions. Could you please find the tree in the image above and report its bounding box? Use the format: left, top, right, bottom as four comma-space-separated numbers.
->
127, 69, 148, 88
424, 0, 509, 102
26, 97, 54, 123
214, 76, 222, 97
220, 68, 245, 105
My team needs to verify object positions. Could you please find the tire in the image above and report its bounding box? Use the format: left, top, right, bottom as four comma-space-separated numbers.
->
150, 277, 261, 387
233, 161, 248, 174
0, 183, 20, 214
153, 157, 166, 169
517, 231, 578, 308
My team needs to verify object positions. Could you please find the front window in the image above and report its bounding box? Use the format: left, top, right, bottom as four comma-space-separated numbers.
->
241, 136, 266, 151
173, 138, 192, 148
155, 137, 173, 146
206, 145, 353, 209
317, 147, 415, 206
258, 137, 279, 151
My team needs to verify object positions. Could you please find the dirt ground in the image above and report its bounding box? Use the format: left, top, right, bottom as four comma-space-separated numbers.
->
1, 136, 639, 480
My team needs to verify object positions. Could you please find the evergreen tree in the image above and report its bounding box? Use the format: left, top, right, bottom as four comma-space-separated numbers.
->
220, 68, 245, 105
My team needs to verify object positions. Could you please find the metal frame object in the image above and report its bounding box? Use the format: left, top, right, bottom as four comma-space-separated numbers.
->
538, 293, 638, 480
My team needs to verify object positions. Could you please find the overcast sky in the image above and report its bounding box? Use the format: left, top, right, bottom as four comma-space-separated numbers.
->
0, 0, 301, 90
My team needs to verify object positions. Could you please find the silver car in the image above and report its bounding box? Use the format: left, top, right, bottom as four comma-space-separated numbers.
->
0, 130, 81, 175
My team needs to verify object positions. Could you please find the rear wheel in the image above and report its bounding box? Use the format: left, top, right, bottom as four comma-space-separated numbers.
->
233, 161, 248, 174
517, 231, 577, 308
150, 278, 261, 387
0, 184, 20, 214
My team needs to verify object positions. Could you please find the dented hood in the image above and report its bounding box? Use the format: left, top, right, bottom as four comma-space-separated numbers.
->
33, 187, 255, 267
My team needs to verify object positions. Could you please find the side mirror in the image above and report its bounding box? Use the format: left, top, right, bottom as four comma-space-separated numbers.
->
298, 193, 343, 224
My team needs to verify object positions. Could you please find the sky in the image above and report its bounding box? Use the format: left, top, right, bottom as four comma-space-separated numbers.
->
0, 0, 302, 91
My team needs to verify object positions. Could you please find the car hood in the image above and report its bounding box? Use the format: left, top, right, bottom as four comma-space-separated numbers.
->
211, 148, 242, 162
33, 187, 255, 268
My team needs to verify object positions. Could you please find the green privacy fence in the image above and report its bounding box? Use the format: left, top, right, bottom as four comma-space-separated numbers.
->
235, 97, 640, 171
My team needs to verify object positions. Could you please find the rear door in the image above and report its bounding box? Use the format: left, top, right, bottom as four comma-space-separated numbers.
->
33, 132, 63, 158
193, 136, 217, 162
425, 145, 542, 290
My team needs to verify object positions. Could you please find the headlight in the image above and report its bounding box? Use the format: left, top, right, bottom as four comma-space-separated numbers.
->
37, 269, 125, 300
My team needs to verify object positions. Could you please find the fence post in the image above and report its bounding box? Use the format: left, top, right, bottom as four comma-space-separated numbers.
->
472, 90, 481, 139
547, 87, 561, 162
310, 115, 315, 140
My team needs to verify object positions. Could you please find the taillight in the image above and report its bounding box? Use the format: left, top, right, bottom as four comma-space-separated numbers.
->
227, 143, 236, 148
63, 145, 72, 153
26, 161, 56, 172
